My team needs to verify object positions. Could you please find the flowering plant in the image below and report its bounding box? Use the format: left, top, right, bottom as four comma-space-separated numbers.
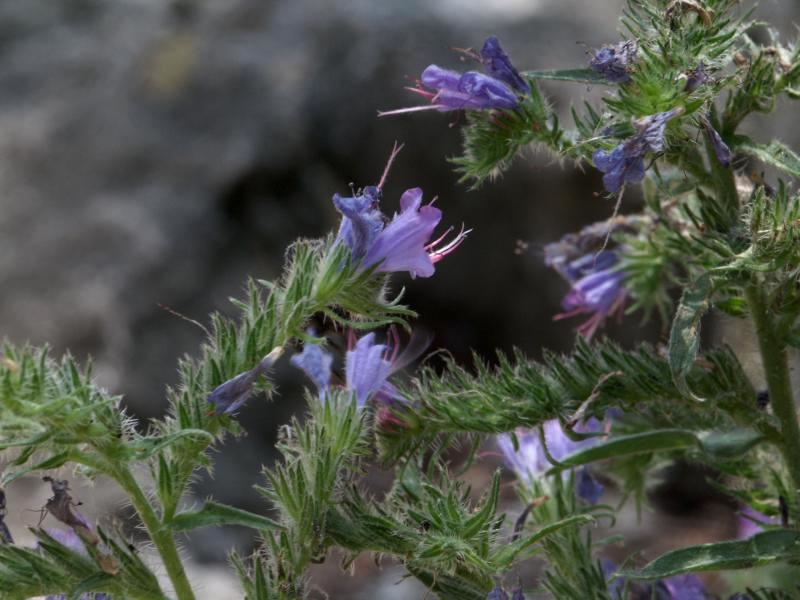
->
3, 0, 800, 598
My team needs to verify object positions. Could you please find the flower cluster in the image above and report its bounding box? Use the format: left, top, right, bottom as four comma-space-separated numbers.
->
380, 36, 528, 116
589, 40, 638, 84
593, 108, 683, 193
496, 418, 605, 504
334, 186, 469, 278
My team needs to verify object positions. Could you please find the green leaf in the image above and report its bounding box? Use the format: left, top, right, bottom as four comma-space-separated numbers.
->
621, 530, 800, 580
2, 451, 71, 485
69, 573, 115, 600
129, 429, 215, 460
522, 69, 610, 85
491, 514, 595, 567
167, 500, 282, 532
668, 273, 712, 401
547, 430, 699, 473
737, 140, 800, 178
698, 428, 764, 459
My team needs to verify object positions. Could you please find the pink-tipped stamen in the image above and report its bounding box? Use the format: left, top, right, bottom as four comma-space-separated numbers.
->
406, 86, 436, 100
428, 225, 471, 263
425, 225, 454, 251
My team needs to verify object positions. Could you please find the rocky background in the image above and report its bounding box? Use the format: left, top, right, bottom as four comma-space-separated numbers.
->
1, 1, 799, 598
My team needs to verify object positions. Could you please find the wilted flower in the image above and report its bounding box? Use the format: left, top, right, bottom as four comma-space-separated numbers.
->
589, 40, 637, 83
487, 585, 509, 600
207, 347, 284, 415
593, 108, 683, 193
684, 60, 709, 93
496, 418, 604, 503
334, 187, 469, 279
699, 113, 731, 167
290, 332, 334, 397
480, 36, 530, 93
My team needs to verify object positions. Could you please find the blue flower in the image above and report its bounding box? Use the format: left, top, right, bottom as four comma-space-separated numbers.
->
207, 347, 284, 415
334, 186, 469, 279
480, 36, 530, 94
486, 585, 509, 600
589, 40, 637, 83
496, 418, 604, 503
290, 332, 333, 398
593, 108, 683, 193
602, 561, 709, 599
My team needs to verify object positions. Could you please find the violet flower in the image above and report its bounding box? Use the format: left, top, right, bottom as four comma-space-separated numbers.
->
480, 36, 530, 94
290, 332, 334, 398
593, 108, 683, 193
545, 243, 627, 339
510, 587, 526, 600
207, 347, 284, 415
736, 505, 777, 539
334, 187, 469, 279
589, 40, 637, 83
380, 36, 527, 117
487, 586, 509, 600
496, 418, 604, 504
652, 574, 709, 599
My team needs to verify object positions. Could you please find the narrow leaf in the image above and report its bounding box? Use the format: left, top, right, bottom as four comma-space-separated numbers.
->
668, 273, 711, 401
522, 68, 610, 84
621, 530, 800, 580
168, 501, 282, 532
737, 140, 800, 178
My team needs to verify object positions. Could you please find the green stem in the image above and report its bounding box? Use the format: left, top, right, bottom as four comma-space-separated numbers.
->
745, 286, 800, 510
113, 466, 196, 600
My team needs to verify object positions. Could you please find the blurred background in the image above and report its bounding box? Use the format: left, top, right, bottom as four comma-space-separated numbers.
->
1, 1, 800, 598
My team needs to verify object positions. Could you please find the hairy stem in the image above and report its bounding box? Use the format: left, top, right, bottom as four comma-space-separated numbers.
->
745, 285, 800, 512
113, 466, 196, 600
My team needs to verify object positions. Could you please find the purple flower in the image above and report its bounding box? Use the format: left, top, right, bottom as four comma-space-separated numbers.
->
593, 108, 683, 193
510, 587, 526, 600
336, 187, 469, 279
290, 334, 333, 398
684, 61, 709, 93
487, 586, 509, 600
699, 114, 731, 168
546, 246, 627, 339
379, 66, 519, 117
333, 186, 384, 264
736, 505, 777, 539
207, 347, 284, 415
480, 36, 530, 94
344, 332, 403, 406
496, 419, 604, 503
589, 40, 637, 83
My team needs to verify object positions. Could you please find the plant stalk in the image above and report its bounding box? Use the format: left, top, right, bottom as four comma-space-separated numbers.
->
113, 466, 196, 600
745, 285, 800, 510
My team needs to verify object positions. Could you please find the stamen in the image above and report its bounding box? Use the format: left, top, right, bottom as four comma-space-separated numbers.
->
428, 225, 472, 262
377, 105, 442, 117
425, 225, 454, 251
377, 141, 405, 191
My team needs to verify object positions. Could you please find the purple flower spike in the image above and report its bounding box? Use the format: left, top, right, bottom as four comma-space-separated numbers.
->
290, 333, 333, 398
593, 108, 682, 193
333, 186, 384, 263
345, 333, 395, 406
487, 586, 509, 600
589, 40, 637, 83
480, 36, 530, 94
208, 347, 284, 415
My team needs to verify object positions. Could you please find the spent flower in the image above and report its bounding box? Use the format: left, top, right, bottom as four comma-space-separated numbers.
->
207, 347, 284, 415
593, 108, 683, 193
480, 36, 530, 94
589, 40, 637, 83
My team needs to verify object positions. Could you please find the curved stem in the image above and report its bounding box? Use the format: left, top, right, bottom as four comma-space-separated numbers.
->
745, 286, 800, 512
113, 466, 196, 600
